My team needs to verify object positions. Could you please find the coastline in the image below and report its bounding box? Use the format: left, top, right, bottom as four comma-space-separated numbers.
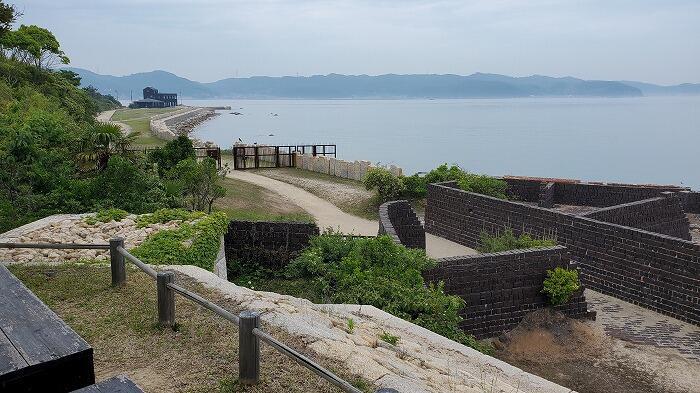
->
150, 106, 220, 146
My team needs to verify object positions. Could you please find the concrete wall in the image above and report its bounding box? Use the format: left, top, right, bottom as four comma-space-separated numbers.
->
378, 200, 425, 249
423, 246, 591, 339
581, 194, 691, 239
224, 221, 319, 273
425, 182, 700, 325
294, 153, 402, 181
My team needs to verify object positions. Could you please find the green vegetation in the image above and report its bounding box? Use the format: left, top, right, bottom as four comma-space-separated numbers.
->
136, 208, 205, 227
542, 267, 581, 306
111, 107, 180, 122
148, 135, 196, 175
276, 233, 490, 353
379, 331, 399, 346
84, 208, 129, 225
131, 211, 228, 271
167, 157, 227, 213
346, 318, 355, 334
363, 164, 508, 204
477, 229, 557, 253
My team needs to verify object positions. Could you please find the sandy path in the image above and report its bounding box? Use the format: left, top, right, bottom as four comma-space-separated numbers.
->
226, 170, 476, 257
96, 109, 132, 134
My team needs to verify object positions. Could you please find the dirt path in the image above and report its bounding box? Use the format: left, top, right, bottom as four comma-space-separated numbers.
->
96, 109, 132, 135
226, 169, 477, 257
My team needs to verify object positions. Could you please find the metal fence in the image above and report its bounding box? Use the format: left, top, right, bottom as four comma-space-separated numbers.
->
0, 240, 397, 393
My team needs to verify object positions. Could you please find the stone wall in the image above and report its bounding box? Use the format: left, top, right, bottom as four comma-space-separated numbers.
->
425, 182, 700, 325
294, 153, 402, 181
502, 176, 690, 207
679, 191, 700, 214
224, 221, 319, 273
378, 200, 425, 249
423, 246, 590, 338
580, 194, 691, 239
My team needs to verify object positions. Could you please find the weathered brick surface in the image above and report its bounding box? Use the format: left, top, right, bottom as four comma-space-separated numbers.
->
423, 246, 590, 338
378, 200, 425, 249
679, 191, 700, 214
224, 221, 319, 271
580, 194, 691, 239
425, 182, 700, 325
502, 177, 690, 207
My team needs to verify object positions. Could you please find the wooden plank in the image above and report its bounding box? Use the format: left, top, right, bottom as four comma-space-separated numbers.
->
0, 329, 27, 374
71, 376, 144, 393
0, 266, 91, 365
0, 265, 95, 392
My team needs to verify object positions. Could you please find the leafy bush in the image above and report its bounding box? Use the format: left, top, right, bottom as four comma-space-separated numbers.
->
84, 208, 129, 225
166, 157, 227, 213
130, 212, 228, 271
363, 167, 405, 202
285, 233, 491, 353
135, 208, 206, 227
457, 173, 508, 199
478, 229, 556, 253
398, 164, 508, 200
542, 267, 581, 306
148, 136, 195, 176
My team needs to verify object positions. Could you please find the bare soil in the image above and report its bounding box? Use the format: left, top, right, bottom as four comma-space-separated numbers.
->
493, 309, 699, 393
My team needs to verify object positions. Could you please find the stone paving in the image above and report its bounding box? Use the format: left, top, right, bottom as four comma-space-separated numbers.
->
586, 289, 700, 362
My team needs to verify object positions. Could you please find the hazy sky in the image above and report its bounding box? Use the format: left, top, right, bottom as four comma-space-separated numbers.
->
9, 0, 700, 84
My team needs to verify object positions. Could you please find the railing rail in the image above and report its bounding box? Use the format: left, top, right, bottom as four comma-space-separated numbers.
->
1, 238, 393, 392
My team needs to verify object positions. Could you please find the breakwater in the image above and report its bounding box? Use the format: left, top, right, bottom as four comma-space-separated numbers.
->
150, 106, 219, 144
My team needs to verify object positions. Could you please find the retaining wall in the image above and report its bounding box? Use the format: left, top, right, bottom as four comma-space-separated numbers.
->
581, 195, 691, 239
224, 221, 319, 274
423, 246, 590, 339
425, 182, 700, 325
502, 176, 691, 208
294, 154, 402, 181
378, 201, 425, 249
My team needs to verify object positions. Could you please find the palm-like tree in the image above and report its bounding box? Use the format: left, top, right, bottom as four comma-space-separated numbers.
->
76, 122, 140, 172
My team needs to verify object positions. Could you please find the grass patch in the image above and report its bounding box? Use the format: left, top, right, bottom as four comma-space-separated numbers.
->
214, 177, 314, 223
112, 107, 181, 121
84, 208, 129, 225
9, 264, 369, 392
478, 229, 557, 253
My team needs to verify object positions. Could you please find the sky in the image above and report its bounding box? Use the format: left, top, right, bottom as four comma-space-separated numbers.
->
9, 0, 700, 85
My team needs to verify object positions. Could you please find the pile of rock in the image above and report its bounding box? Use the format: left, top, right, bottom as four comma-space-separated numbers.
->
150, 107, 218, 141
0, 215, 179, 263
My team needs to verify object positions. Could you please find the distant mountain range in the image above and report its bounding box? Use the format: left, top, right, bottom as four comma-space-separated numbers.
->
67, 68, 700, 99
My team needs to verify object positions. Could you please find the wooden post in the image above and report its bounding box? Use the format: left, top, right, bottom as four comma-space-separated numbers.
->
157, 272, 175, 328
239, 310, 260, 385
109, 237, 126, 287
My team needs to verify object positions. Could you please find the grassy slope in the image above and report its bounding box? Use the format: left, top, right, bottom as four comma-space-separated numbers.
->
215, 177, 314, 223
112, 108, 182, 147
10, 264, 370, 393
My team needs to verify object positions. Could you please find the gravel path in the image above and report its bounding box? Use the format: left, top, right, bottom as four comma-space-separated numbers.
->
96, 109, 132, 135
226, 170, 476, 258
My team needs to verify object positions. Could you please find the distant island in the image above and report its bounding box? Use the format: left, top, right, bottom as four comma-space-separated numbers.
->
68, 68, 700, 99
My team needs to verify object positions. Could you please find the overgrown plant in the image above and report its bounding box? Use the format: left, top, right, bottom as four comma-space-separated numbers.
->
284, 232, 492, 353
136, 208, 205, 227
84, 208, 129, 225
478, 229, 556, 253
542, 267, 581, 306
379, 331, 399, 346
363, 167, 405, 202
346, 318, 355, 334
167, 158, 227, 213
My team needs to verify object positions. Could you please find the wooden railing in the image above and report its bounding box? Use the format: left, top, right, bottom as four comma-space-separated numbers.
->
0, 239, 398, 393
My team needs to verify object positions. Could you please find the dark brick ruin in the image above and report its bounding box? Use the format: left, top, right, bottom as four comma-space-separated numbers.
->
224, 221, 318, 273
378, 200, 425, 249
425, 181, 700, 326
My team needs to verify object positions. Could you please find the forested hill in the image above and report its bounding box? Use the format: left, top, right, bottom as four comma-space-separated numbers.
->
69, 68, 654, 99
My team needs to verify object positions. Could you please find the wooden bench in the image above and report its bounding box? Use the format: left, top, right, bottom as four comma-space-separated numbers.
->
0, 265, 95, 392
72, 375, 144, 392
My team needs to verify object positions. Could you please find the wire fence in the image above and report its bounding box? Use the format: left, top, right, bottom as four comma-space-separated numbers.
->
0, 238, 397, 393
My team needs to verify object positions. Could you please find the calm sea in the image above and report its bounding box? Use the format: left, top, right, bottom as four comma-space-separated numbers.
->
184, 97, 700, 189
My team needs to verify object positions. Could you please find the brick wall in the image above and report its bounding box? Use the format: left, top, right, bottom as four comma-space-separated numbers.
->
425, 182, 700, 325
679, 191, 700, 214
423, 246, 590, 338
501, 177, 690, 207
580, 194, 691, 239
224, 221, 319, 273
378, 200, 425, 249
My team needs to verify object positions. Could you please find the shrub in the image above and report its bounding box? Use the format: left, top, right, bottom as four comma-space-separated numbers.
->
398, 164, 508, 200
457, 173, 508, 199
166, 157, 227, 213
363, 167, 405, 202
148, 136, 195, 176
84, 208, 129, 225
285, 233, 491, 353
379, 331, 399, 346
542, 267, 581, 305
135, 208, 206, 228
130, 212, 228, 271
478, 229, 556, 253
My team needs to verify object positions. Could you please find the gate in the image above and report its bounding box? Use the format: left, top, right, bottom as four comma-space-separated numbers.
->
232, 144, 336, 170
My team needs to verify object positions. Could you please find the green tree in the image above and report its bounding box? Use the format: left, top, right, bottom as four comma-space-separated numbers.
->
167, 158, 227, 213
76, 122, 138, 172
0, 1, 19, 37
0, 25, 69, 68
148, 135, 196, 176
